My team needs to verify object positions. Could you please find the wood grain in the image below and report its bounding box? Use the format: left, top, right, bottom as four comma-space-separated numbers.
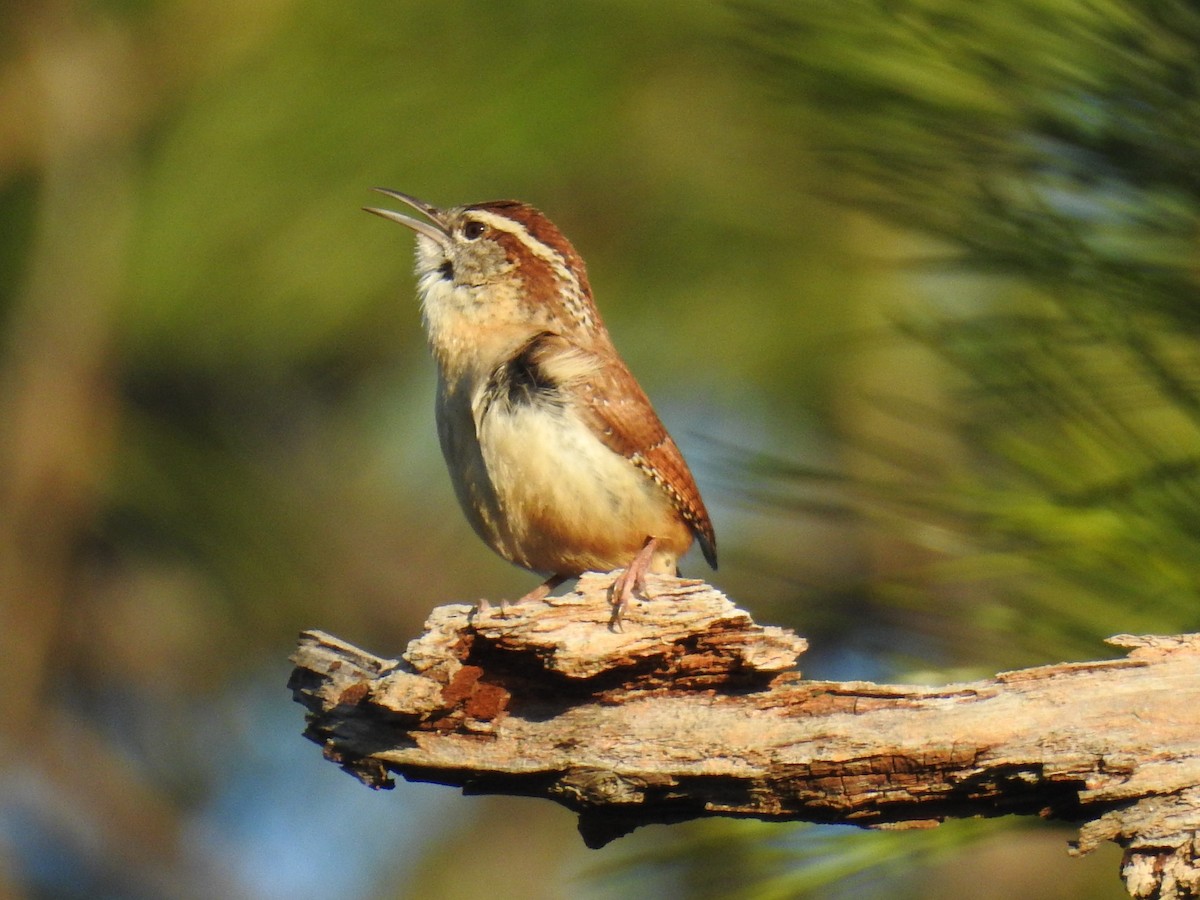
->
288, 574, 1200, 898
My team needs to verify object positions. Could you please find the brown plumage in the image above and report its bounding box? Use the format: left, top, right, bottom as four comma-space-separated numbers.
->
365, 191, 716, 615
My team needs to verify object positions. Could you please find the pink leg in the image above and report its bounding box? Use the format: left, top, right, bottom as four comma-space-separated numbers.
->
475, 574, 566, 619
609, 537, 658, 629
517, 573, 567, 605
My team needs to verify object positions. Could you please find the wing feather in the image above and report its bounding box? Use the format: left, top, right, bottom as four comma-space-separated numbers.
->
522, 333, 718, 568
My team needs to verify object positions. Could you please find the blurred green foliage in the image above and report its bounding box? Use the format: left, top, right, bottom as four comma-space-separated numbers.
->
1, 0, 1194, 897
739, 0, 1200, 667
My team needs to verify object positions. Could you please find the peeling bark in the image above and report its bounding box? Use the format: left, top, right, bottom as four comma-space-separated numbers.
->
288, 573, 1200, 899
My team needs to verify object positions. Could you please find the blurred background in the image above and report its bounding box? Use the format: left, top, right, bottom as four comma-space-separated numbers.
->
3, 0, 1198, 897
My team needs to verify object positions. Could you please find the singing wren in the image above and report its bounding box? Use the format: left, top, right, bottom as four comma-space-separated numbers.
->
365, 190, 717, 617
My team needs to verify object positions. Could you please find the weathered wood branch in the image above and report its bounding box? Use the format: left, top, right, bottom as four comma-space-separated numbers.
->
288, 573, 1200, 899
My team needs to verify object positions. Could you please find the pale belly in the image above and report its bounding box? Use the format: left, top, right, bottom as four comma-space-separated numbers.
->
438, 388, 691, 576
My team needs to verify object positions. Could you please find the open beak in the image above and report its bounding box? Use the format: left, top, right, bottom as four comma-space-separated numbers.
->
363, 189, 451, 247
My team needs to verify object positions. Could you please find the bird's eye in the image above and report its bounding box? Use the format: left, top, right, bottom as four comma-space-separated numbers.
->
462, 220, 486, 240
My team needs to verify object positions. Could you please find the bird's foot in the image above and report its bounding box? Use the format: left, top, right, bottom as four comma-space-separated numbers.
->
472, 574, 566, 622
469, 597, 492, 623
518, 573, 567, 606
492, 573, 567, 617
609, 537, 659, 631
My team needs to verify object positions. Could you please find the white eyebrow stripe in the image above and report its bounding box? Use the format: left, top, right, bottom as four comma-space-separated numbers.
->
467, 208, 595, 330
468, 210, 573, 274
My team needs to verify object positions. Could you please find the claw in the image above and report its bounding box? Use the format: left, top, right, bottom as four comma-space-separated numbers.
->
609, 536, 658, 630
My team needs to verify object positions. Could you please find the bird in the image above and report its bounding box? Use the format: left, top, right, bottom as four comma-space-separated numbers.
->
365, 189, 716, 622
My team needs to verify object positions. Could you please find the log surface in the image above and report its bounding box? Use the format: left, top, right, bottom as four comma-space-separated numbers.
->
288, 573, 1200, 898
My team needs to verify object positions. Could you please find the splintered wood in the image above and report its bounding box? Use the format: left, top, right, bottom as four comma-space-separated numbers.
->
288, 573, 1200, 898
